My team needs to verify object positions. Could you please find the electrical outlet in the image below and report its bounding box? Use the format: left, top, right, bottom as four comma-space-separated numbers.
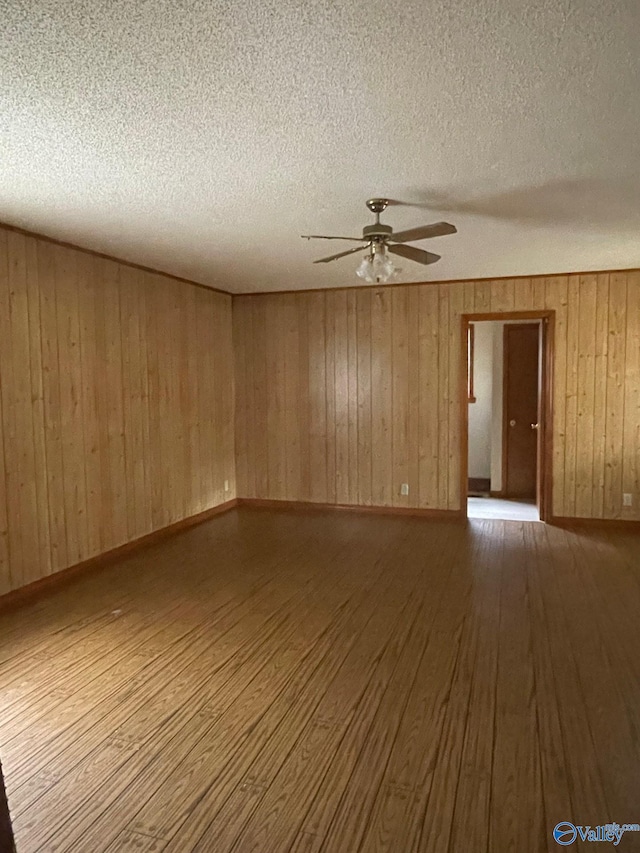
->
224, 480, 230, 492
623, 493, 633, 507
400, 483, 409, 496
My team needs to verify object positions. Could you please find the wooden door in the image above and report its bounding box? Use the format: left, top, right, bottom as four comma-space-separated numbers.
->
504, 324, 539, 499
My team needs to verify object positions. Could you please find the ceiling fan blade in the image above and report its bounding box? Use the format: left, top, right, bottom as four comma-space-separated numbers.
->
390, 222, 457, 243
302, 234, 365, 242
313, 245, 369, 264
388, 244, 441, 265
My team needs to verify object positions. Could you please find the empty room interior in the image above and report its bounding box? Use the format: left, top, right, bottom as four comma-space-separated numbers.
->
1, 2, 639, 852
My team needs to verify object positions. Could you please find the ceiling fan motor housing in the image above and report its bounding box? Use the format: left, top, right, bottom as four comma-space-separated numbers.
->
365, 198, 389, 215
362, 223, 392, 240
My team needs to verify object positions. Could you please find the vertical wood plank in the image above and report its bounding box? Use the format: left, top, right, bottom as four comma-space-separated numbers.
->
447, 283, 464, 510
6, 232, 42, 585
418, 285, 440, 507
604, 272, 628, 518
346, 291, 359, 505
264, 297, 283, 500
136, 272, 152, 533
324, 293, 337, 504
474, 280, 491, 313
591, 275, 609, 518
490, 278, 516, 312
252, 296, 269, 499
307, 293, 328, 503
333, 291, 349, 505
546, 276, 568, 517
0, 230, 24, 588
356, 290, 372, 506
574, 275, 597, 517
24, 236, 51, 580
102, 259, 128, 544
297, 295, 311, 502
622, 272, 640, 517
283, 294, 301, 501
38, 240, 68, 572
390, 287, 409, 507
77, 254, 101, 557
437, 285, 450, 508
233, 300, 249, 499
563, 277, 580, 517
407, 287, 420, 510
371, 289, 392, 505
55, 244, 89, 563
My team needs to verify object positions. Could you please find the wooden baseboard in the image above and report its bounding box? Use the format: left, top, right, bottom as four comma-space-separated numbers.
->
237, 498, 465, 520
549, 515, 640, 531
0, 499, 238, 613
468, 478, 490, 493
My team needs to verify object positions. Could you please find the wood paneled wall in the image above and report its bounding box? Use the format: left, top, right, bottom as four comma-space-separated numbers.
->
234, 273, 640, 520
0, 226, 235, 594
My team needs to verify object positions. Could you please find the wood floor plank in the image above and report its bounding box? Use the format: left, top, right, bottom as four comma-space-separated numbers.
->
124, 570, 353, 841
29, 525, 388, 853
290, 524, 463, 853
136, 533, 405, 851
530, 525, 610, 852
488, 522, 544, 853
522, 523, 574, 841
104, 831, 166, 852
355, 526, 473, 852
3, 549, 309, 791
10, 572, 330, 850
417, 520, 499, 853
0, 508, 638, 853
537, 526, 640, 817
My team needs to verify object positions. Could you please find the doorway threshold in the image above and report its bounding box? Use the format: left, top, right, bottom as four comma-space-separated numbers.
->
467, 497, 540, 522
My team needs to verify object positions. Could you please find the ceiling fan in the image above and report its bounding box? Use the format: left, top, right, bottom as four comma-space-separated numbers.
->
302, 198, 457, 283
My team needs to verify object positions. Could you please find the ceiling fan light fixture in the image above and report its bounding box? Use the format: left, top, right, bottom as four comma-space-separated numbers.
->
356, 254, 374, 281
356, 246, 399, 284
304, 198, 455, 281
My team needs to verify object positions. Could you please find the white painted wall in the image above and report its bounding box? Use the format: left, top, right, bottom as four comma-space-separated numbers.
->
467, 322, 494, 479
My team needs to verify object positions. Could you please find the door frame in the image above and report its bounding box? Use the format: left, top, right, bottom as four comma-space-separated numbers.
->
460, 310, 555, 521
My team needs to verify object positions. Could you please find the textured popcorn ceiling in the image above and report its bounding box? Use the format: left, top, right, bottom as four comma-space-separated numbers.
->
2, 0, 640, 293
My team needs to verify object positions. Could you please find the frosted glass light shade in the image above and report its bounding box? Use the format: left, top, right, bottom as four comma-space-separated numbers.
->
355, 251, 398, 283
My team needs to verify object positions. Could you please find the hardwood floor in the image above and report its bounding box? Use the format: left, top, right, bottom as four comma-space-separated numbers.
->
1, 508, 639, 853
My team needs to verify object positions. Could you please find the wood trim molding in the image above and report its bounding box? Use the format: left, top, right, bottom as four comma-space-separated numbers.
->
0, 221, 231, 297
237, 498, 465, 520
0, 499, 238, 613
468, 478, 490, 493
4, 220, 639, 300
549, 516, 640, 531
233, 267, 640, 297
467, 323, 477, 403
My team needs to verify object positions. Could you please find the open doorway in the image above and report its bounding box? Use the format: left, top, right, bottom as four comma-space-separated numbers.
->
461, 311, 554, 522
